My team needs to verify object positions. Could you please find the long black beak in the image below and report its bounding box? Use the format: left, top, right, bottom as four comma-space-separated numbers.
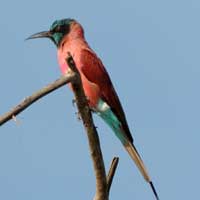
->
26, 31, 52, 40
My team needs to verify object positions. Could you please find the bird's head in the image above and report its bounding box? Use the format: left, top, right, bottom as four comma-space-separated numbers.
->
27, 18, 76, 46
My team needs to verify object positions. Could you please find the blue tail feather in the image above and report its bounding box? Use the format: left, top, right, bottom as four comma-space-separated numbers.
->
96, 99, 127, 144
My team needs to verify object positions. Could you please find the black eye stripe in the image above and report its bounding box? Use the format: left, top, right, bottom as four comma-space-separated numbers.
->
53, 25, 67, 33
51, 24, 70, 36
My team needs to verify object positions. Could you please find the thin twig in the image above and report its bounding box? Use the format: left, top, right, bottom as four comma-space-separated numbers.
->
107, 157, 119, 195
0, 71, 76, 126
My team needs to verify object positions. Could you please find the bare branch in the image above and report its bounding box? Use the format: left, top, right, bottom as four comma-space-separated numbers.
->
0, 71, 76, 126
66, 54, 108, 200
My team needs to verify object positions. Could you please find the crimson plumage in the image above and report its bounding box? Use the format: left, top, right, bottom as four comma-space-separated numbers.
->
57, 22, 133, 142
27, 18, 159, 200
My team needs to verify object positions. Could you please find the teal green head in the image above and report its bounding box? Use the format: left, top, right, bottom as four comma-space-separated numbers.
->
27, 18, 75, 46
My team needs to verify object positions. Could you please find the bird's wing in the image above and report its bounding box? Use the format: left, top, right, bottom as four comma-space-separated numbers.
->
80, 48, 133, 143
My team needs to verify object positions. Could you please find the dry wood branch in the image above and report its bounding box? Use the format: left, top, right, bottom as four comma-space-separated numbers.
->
0, 72, 76, 126
66, 54, 108, 200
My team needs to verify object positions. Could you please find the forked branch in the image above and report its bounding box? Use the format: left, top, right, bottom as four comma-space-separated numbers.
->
0, 53, 119, 200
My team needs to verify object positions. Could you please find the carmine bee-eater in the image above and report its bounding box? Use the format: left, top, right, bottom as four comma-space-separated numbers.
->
27, 18, 159, 200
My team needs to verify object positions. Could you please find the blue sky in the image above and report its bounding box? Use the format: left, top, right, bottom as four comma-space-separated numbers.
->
0, 0, 200, 199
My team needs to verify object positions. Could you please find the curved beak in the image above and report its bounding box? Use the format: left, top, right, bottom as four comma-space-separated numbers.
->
26, 31, 52, 40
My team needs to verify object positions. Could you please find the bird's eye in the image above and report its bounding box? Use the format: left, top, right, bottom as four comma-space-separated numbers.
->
54, 26, 61, 32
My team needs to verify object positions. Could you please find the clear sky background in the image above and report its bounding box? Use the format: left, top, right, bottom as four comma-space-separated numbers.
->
0, 0, 199, 199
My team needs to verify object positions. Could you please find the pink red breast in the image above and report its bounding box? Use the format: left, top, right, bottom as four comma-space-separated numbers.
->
57, 34, 133, 142
57, 39, 101, 107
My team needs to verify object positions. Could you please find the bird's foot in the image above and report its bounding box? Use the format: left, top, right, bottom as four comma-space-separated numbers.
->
75, 111, 81, 121
72, 98, 76, 107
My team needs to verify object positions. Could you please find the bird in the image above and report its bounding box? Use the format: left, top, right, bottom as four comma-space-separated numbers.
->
27, 18, 159, 200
